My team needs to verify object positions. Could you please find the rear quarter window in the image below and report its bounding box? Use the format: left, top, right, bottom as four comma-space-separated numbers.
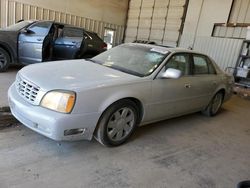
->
86, 31, 103, 42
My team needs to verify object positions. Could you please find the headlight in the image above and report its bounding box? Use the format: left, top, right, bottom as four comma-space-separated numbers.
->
40, 90, 76, 113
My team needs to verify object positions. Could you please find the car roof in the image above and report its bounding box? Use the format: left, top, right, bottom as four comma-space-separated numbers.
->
26, 20, 97, 34
127, 43, 205, 55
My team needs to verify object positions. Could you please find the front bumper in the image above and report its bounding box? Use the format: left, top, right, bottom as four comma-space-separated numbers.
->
8, 84, 101, 141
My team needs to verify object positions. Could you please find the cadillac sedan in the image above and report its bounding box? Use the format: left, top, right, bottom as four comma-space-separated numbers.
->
8, 43, 234, 146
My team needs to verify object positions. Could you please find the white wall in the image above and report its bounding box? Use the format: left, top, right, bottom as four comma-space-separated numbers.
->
180, 0, 233, 47
0, 0, 129, 45
17, 0, 128, 25
1, 0, 129, 26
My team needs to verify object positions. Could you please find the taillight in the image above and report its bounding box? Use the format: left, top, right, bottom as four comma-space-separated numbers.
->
101, 43, 107, 50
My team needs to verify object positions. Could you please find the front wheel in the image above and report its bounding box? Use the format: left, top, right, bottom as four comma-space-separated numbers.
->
0, 47, 10, 72
94, 100, 139, 146
202, 92, 224, 117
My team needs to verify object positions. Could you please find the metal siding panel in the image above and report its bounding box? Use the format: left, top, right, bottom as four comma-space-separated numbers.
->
182, 36, 243, 70
154, 0, 169, 7
128, 8, 141, 18
15, 3, 22, 21
225, 27, 234, 38
60, 13, 66, 23
130, 0, 142, 8
236, 0, 249, 22
151, 19, 165, 30
229, 0, 250, 23
170, 0, 186, 6
137, 28, 150, 39
152, 7, 169, 18
0, 1, 130, 48
139, 8, 153, 19
127, 19, 138, 28
141, 0, 154, 7
150, 29, 164, 40
138, 18, 152, 29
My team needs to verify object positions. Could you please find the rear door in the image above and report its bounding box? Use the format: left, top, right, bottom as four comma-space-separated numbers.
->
18, 21, 52, 64
187, 54, 219, 108
53, 27, 84, 60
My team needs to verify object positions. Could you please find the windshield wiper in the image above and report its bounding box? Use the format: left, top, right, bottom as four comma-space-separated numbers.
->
88, 59, 144, 77
104, 64, 144, 77
87, 59, 101, 64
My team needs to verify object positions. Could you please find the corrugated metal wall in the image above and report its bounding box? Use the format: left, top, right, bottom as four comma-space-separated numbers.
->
0, 0, 125, 46
124, 0, 187, 46
213, 25, 248, 39
212, 0, 250, 39
180, 35, 243, 70
229, 0, 250, 23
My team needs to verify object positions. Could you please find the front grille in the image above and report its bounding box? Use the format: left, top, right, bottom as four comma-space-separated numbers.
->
15, 74, 40, 104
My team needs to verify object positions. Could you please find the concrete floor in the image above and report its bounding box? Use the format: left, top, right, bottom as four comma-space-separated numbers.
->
0, 96, 249, 188
0, 66, 19, 107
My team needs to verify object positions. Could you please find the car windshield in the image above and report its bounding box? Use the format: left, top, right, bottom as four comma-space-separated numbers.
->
2, 21, 34, 31
92, 44, 169, 77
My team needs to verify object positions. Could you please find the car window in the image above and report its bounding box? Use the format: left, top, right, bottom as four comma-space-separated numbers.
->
83, 32, 91, 39
92, 44, 168, 77
28, 22, 52, 35
63, 27, 83, 37
193, 55, 209, 74
86, 31, 102, 41
2, 20, 34, 31
164, 54, 190, 75
206, 58, 217, 74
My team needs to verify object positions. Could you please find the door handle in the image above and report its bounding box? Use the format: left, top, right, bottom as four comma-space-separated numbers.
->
37, 38, 42, 41
72, 41, 76, 44
212, 81, 217, 85
184, 84, 191, 88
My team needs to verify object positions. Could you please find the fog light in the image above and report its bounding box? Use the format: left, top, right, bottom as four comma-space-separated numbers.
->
64, 128, 86, 136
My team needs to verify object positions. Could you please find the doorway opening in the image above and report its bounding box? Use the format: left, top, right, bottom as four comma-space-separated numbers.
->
104, 28, 115, 49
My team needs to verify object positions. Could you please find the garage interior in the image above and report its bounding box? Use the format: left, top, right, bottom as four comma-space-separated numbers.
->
0, 0, 250, 187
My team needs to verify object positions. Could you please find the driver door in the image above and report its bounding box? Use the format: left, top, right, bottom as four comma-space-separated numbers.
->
18, 21, 52, 64
147, 53, 196, 122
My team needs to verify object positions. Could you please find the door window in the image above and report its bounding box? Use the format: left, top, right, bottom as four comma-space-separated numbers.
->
164, 54, 190, 75
63, 28, 83, 37
193, 55, 216, 74
28, 22, 51, 35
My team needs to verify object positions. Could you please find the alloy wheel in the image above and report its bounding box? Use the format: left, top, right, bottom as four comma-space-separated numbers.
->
107, 107, 135, 142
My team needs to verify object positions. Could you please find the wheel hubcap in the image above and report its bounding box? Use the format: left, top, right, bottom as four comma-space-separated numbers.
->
211, 94, 222, 114
0, 51, 7, 69
107, 107, 135, 142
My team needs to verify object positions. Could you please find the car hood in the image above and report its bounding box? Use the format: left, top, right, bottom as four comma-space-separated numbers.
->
0, 30, 18, 37
0, 30, 19, 43
19, 59, 141, 91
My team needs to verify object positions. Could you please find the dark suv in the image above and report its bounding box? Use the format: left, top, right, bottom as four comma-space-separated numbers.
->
0, 20, 107, 72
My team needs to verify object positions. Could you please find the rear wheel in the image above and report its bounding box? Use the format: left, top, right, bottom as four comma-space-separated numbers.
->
0, 47, 10, 72
94, 100, 138, 146
202, 92, 223, 116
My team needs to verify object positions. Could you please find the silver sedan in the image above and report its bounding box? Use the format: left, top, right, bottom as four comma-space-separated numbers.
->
8, 43, 234, 146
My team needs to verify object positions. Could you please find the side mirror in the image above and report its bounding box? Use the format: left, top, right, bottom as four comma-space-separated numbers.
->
20, 28, 34, 34
160, 68, 182, 79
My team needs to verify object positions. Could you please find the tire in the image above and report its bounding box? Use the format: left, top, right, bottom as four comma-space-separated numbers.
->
0, 47, 10, 72
94, 99, 139, 146
237, 181, 250, 188
202, 92, 224, 117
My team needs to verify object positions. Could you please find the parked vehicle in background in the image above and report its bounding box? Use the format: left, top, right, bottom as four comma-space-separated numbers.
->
0, 20, 107, 72
8, 43, 234, 146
